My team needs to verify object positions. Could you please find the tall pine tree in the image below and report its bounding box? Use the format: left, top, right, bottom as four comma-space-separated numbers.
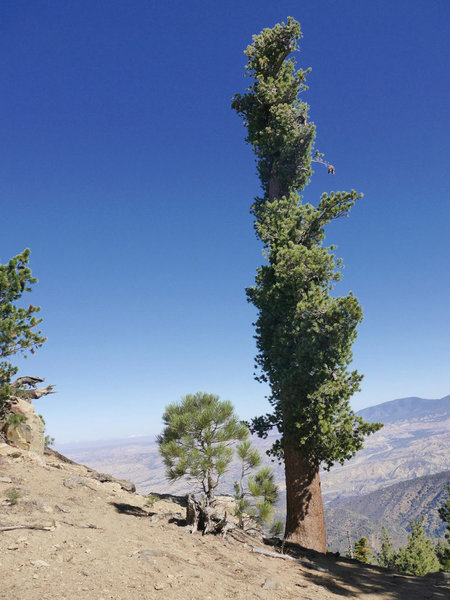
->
232, 18, 381, 551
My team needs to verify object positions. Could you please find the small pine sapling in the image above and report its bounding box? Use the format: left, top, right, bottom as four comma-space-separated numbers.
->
394, 518, 441, 576
377, 526, 395, 569
6, 413, 27, 427
233, 437, 279, 531
269, 519, 284, 537
158, 392, 248, 505
44, 435, 55, 448
145, 494, 159, 508
353, 537, 373, 564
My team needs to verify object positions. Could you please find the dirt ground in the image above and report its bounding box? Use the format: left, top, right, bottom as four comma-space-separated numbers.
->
0, 444, 447, 600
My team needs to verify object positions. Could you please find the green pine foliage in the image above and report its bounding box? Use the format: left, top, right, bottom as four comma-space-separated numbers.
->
395, 518, 441, 576
233, 437, 279, 530
270, 519, 284, 537
377, 520, 441, 576
44, 434, 55, 448
0, 249, 46, 421
232, 17, 382, 469
157, 392, 248, 505
377, 526, 396, 570
436, 485, 450, 570
6, 413, 28, 427
353, 537, 373, 564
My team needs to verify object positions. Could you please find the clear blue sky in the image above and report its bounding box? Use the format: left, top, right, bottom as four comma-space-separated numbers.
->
1, 1, 449, 443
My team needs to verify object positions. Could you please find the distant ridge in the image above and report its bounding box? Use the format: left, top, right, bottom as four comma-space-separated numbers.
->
357, 395, 450, 424
326, 469, 450, 553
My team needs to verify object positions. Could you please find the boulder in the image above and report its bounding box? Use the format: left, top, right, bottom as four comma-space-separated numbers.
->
1, 398, 45, 455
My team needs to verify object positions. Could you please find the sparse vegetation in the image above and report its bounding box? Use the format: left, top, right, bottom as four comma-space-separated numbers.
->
39, 414, 55, 447
145, 493, 159, 508
44, 434, 55, 448
5, 487, 21, 505
6, 413, 27, 427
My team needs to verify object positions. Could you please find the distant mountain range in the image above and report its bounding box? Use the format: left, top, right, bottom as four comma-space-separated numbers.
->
320, 394, 450, 504
58, 395, 450, 500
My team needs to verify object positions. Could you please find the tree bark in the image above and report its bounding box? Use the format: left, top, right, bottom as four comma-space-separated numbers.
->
283, 444, 327, 553
269, 172, 327, 553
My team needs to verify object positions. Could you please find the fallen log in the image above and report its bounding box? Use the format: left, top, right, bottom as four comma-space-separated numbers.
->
251, 547, 296, 561
0, 523, 55, 532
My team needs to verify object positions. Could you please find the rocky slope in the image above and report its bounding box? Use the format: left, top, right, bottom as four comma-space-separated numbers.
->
1, 443, 448, 600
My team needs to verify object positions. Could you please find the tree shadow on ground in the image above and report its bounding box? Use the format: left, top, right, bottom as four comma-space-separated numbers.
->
264, 539, 448, 600
167, 515, 187, 527
110, 502, 151, 517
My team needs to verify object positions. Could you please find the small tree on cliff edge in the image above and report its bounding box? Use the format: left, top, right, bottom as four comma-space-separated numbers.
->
232, 18, 382, 552
0, 249, 47, 422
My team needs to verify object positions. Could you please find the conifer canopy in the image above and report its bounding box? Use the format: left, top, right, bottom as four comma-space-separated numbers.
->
232, 17, 382, 469
0, 249, 46, 420
157, 392, 248, 504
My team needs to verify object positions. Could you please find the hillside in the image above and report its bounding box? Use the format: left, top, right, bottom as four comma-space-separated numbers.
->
325, 470, 450, 554
1, 443, 448, 600
357, 396, 450, 424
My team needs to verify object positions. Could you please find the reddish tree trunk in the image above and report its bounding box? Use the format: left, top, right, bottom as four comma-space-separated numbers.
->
283, 444, 327, 553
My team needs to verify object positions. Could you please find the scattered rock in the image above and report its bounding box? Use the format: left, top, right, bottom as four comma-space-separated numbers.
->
262, 578, 279, 590
0, 476, 13, 483
31, 560, 50, 567
63, 476, 86, 489
139, 549, 163, 560
89, 471, 136, 493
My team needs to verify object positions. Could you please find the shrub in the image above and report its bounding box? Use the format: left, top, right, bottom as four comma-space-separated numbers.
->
5, 488, 21, 505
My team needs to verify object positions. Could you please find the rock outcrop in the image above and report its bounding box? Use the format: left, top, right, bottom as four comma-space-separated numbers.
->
1, 397, 45, 455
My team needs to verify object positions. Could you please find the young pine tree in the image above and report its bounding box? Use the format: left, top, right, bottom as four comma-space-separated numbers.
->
157, 392, 248, 505
377, 527, 396, 570
353, 537, 373, 564
232, 17, 382, 552
394, 518, 440, 576
436, 485, 450, 571
233, 438, 279, 530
